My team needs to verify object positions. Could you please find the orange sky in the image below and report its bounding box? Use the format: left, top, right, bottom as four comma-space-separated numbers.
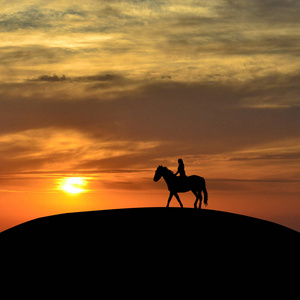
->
0, 0, 300, 232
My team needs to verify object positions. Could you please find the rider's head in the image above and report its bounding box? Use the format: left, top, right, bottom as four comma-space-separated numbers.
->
178, 158, 183, 164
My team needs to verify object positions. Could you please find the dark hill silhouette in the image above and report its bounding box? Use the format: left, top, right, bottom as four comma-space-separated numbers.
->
1, 208, 299, 295
1, 208, 298, 248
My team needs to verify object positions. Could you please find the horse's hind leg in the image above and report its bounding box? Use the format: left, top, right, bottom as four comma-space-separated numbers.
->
192, 190, 198, 209
198, 191, 203, 209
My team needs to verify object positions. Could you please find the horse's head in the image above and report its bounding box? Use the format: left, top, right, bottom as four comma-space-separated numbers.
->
153, 165, 163, 182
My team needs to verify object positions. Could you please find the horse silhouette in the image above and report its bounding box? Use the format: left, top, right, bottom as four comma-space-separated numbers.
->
153, 165, 208, 209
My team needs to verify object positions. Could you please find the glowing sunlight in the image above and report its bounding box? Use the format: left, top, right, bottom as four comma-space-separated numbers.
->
61, 178, 87, 194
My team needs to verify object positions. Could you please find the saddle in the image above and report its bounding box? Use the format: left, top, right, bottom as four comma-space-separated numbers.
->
176, 175, 188, 187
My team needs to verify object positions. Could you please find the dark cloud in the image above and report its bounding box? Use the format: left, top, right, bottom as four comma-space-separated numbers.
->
0, 7, 57, 31
224, 0, 300, 21
229, 152, 300, 162
0, 5, 87, 31
165, 24, 300, 60
0, 46, 79, 74
33, 74, 67, 82
76, 74, 124, 82
159, 0, 300, 62
97, 4, 123, 18
29, 73, 125, 83
0, 2, 162, 34
1, 76, 299, 157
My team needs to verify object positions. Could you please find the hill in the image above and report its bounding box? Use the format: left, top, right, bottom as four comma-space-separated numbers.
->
0, 208, 299, 293
1, 207, 298, 247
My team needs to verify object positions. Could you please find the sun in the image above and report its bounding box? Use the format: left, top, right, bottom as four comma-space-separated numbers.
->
61, 177, 86, 194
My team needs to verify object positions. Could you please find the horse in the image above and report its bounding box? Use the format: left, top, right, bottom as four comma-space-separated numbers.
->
153, 165, 208, 209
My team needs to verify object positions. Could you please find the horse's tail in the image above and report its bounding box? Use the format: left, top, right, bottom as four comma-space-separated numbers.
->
203, 180, 208, 206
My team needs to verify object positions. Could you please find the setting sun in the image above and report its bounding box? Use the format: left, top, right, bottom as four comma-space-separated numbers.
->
61, 178, 86, 194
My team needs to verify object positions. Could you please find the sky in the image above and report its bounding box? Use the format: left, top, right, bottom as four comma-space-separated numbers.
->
1, 0, 300, 232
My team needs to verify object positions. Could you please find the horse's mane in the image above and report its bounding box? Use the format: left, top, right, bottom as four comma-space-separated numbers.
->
162, 166, 174, 176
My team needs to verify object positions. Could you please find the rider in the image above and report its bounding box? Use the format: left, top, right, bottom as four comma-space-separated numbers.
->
174, 158, 186, 178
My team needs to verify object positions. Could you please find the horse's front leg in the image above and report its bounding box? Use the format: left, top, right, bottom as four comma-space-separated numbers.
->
174, 193, 183, 208
166, 192, 173, 208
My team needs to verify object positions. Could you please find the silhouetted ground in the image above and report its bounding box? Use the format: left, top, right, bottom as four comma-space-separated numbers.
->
1, 208, 299, 293
1, 208, 298, 251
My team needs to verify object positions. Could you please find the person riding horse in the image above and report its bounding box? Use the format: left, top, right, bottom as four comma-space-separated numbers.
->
153, 163, 208, 209
174, 158, 186, 178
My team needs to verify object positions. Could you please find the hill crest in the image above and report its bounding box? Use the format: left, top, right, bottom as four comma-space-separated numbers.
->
0, 208, 298, 246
